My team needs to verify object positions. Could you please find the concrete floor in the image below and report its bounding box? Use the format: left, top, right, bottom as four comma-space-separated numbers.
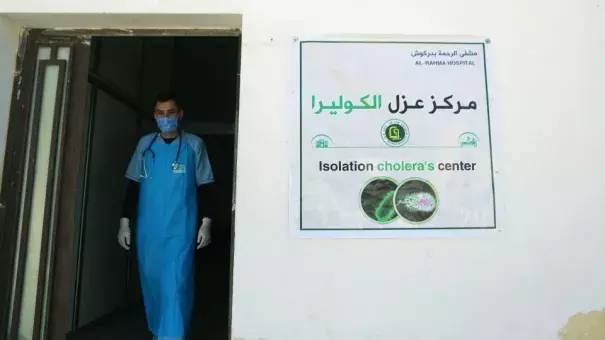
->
68, 305, 149, 340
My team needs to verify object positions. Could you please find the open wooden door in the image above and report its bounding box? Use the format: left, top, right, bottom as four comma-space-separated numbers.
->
0, 29, 91, 340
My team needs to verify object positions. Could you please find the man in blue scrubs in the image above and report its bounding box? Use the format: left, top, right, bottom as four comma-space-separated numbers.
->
117, 91, 214, 340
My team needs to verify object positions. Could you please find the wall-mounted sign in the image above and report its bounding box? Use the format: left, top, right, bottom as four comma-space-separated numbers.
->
294, 37, 497, 236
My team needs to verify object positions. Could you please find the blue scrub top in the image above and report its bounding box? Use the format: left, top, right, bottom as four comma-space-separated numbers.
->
125, 131, 214, 186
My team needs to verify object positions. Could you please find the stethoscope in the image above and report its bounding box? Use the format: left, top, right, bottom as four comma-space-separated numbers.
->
140, 132, 183, 179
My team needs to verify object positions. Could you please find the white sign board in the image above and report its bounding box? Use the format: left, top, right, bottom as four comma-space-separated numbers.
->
293, 37, 497, 237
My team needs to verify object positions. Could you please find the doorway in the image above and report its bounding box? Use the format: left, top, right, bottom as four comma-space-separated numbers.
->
71, 35, 239, 340
0, 30, 241, 340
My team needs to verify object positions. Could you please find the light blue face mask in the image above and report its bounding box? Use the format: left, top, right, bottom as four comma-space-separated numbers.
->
156, 117, 179, 134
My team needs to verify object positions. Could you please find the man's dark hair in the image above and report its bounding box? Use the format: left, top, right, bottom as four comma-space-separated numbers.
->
153, 91, 182, 110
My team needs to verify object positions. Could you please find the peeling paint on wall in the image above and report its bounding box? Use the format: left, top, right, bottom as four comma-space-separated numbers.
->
559, 310, 605, 340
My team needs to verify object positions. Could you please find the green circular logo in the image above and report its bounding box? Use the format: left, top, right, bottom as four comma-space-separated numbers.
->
381, 119, 410, 147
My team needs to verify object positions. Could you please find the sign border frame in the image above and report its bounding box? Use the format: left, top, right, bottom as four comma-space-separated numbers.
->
294, 37, 500, 238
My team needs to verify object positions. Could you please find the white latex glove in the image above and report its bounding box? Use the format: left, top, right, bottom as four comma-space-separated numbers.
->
117, 217, 131, 250
197, 217, 212, 249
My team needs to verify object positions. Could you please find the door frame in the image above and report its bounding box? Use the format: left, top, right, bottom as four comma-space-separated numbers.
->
0, 29, 93, 340
0, 28, 42, 340
0, 27, 242, 340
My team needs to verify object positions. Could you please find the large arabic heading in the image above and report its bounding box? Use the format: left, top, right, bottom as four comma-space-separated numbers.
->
311, 94, 478, 115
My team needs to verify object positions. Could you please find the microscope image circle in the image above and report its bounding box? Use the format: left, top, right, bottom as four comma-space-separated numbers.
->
360, 177, 398, 223
394, 178, 439, 223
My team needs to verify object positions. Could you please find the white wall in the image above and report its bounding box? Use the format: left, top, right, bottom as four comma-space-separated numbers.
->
1, 0, 605, 339
0, 16, 18, 185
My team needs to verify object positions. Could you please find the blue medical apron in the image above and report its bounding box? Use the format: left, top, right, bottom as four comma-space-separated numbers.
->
137, 134, 197, 339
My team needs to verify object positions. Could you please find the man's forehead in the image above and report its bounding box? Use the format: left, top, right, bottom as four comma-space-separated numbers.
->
155, 100, 179, 111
